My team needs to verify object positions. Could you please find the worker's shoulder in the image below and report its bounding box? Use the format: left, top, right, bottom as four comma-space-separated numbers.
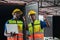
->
8, 19, 23, 23
5, 19, 12, 24
35, 20, 40, 22
28, 20, 40, 26
7, 19, 13, 21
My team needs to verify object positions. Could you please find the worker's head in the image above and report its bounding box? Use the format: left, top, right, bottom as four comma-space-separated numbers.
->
39, 11, 48, 18
12, 8, 23, 19
28, 10, 36, 21
43, 11, 49, 19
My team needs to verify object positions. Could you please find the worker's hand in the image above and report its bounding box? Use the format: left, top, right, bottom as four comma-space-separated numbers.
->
4, 33, 12, 37
5, 32, 16, 37
23, 16, 26, 21
44, 14, 50, 27
10, 32, 16, 36
45, 19, 50, 27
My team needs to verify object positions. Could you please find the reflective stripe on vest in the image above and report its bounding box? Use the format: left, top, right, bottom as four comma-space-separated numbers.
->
8, 20, 23, 31
28, 20, 43, 34
9, 20, 23, 24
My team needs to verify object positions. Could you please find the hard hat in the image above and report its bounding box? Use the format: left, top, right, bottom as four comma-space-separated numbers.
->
28, 10, 36, 15
12, 8, 23, 15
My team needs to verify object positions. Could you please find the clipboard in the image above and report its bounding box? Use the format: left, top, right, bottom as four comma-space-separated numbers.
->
6, 24, 19, 34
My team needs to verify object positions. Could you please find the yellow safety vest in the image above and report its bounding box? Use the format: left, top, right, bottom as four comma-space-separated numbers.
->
28, 20, 44, 34
8, 20, 23, 32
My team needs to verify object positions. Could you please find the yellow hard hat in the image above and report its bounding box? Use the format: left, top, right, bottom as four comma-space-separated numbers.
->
12, 8, 23, 15
28, 10, 36, 15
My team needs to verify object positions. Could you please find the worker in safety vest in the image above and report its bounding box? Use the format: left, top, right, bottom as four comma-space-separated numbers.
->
4, 8, 25, 40
28, 10, 50, 40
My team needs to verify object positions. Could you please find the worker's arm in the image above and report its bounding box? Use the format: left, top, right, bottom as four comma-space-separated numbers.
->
44, 14, 50, 27
44, 18, 50, 27
4, 21, 11, 37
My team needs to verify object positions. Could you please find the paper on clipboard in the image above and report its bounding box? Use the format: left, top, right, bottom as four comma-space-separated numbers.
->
6, 24, 18, 34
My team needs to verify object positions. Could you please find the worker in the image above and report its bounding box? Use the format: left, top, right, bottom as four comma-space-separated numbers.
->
39, 11, 50, 27
28, 10, 50, 40
4, 8, 26, 40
